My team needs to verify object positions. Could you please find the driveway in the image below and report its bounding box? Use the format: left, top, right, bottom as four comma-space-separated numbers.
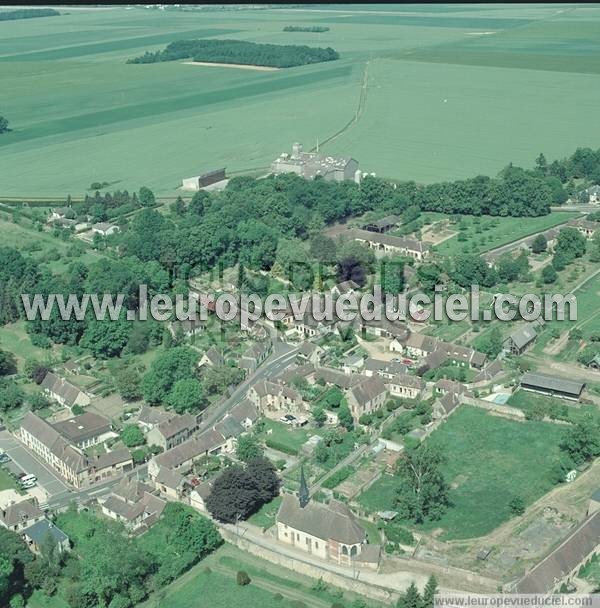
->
0, 430, 69, 502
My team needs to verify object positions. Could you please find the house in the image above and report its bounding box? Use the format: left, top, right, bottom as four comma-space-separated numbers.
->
100, 477, 166, 532
189, 481, 213, 513
294, 314, 334, 339
52, 412, 113, 449
40, 371, 90, 409
342, 353, 364, 375
239, 341, 271, 374
512, 509, 600, 593
276, 483, 380, 567
567, 217, 600, 239
313, 367, 363, 390
228, 399, 259, 430
402, 333, 439, 358
520, 372, 585, 402
247, 380, 305, 420
48, 207, 73, 222
362, 316, 409, 341
363, 357, 407, 379
146, 413, 199, 451
504, 323, 538, 356
149, 428, 232, 474
271, 143, 359, 183
152, 466, 187, 501
0, 499, 44, 533
23, 519, 70, 554
346, 376, 387, 421
331, 280, 360, 298
92, 222, 120, 237
169, 317, 206, 338
473, 360, 504, 384
579, 185, 600, 205
347, 228, 430, 261
435, 391, 463, 418
199, 346, 224, 368
386, 373, 424, 400
296, 342, 325, 366
19, 412, 132, 489
434, 379, 469, 396
136, 406, 172, 432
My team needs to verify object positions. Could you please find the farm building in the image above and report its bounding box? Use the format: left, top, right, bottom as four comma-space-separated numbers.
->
182, 168, 226, 191
503, 323, 538, 356
92, 222, 120, 237
567, 217, 600, 239
520, 372, 584, 401
362, 215, 400, 233
271, 142, 359, 182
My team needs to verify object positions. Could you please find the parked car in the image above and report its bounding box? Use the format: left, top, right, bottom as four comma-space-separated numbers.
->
0, 452, 10, 464
279, 414, 297, 425
20, 479, 36, 489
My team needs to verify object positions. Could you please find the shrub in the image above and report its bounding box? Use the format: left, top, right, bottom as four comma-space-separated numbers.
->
236, 570, 251, 586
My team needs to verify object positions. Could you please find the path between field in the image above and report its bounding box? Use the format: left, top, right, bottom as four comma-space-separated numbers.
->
183, 61, 280, 71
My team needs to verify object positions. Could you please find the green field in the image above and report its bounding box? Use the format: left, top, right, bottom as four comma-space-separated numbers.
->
358, 405, 566, 540
1, 6, 600, 195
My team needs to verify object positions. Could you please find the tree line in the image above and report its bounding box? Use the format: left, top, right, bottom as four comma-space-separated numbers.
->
0, 8, 59, 21
127, 38, 339, 68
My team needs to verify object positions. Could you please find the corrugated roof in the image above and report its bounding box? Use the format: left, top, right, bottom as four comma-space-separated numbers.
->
521, 372, 584, 396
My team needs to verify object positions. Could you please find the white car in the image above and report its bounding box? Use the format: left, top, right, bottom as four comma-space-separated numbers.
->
279, 414, 296, 425
20, 479, 37, 489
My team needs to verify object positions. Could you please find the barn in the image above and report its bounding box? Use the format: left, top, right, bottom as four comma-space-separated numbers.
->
520, 372, 585, 401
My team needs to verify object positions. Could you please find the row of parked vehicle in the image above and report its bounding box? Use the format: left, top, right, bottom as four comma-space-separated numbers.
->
0, 449, 37, 489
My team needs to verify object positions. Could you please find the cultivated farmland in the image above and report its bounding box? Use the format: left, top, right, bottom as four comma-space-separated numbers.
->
1, 5, 600, 195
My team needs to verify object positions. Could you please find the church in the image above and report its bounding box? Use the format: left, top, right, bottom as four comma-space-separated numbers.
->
276, 468, 381, 568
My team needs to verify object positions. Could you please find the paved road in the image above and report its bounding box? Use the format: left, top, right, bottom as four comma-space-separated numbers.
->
199, 338, 299, 432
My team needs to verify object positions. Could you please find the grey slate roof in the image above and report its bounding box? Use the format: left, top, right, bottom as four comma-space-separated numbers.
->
277, 494, 366, 545
40, 371, 86, 408
52, 412, 111, 444
0, 499, 43, 528
156, 413, 197, 440
349, 376, 387, 406
24, 519, 68, 545
521, 372, 584, 396
506, 324, 538, 350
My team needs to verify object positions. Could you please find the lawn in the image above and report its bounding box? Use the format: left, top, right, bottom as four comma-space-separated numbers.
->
0, 321, 60, 368
0, 466, 20, 492
140, 543, 381, 608
247, 495, 282, 530
359, 406, 567, 540
2, 7, 600, 195
260, 419, 313, 456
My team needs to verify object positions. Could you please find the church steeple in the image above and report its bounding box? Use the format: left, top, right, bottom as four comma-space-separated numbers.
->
298, 465, 309, 508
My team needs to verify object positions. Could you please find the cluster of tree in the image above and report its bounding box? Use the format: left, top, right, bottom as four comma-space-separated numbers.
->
43, 505, 221, 608
0, 115, 9, 134
550, 227, 587, 274
0, 526, 33, 607
141, 346, 204, 413
314, 429, 356, 466
535, 147, 600, 188
559, 416, 600, 467
283, 26, 330, 32
394, 444, 450, 523
79, 186, 153, 222
0, 8, 59, 21
127, 38, 339, 68
206, 457, 280, 523
396, 577, 438, 608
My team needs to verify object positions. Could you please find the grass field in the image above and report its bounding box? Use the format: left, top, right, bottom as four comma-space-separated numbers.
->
140, 543, 380, 608
1, 6, 600, 195
358, 406, 566, 540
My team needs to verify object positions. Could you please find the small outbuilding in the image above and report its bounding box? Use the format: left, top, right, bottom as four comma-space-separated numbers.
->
520, 372, 584, 401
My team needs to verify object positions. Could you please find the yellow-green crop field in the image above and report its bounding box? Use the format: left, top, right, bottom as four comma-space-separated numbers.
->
1, 4, 600, 196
